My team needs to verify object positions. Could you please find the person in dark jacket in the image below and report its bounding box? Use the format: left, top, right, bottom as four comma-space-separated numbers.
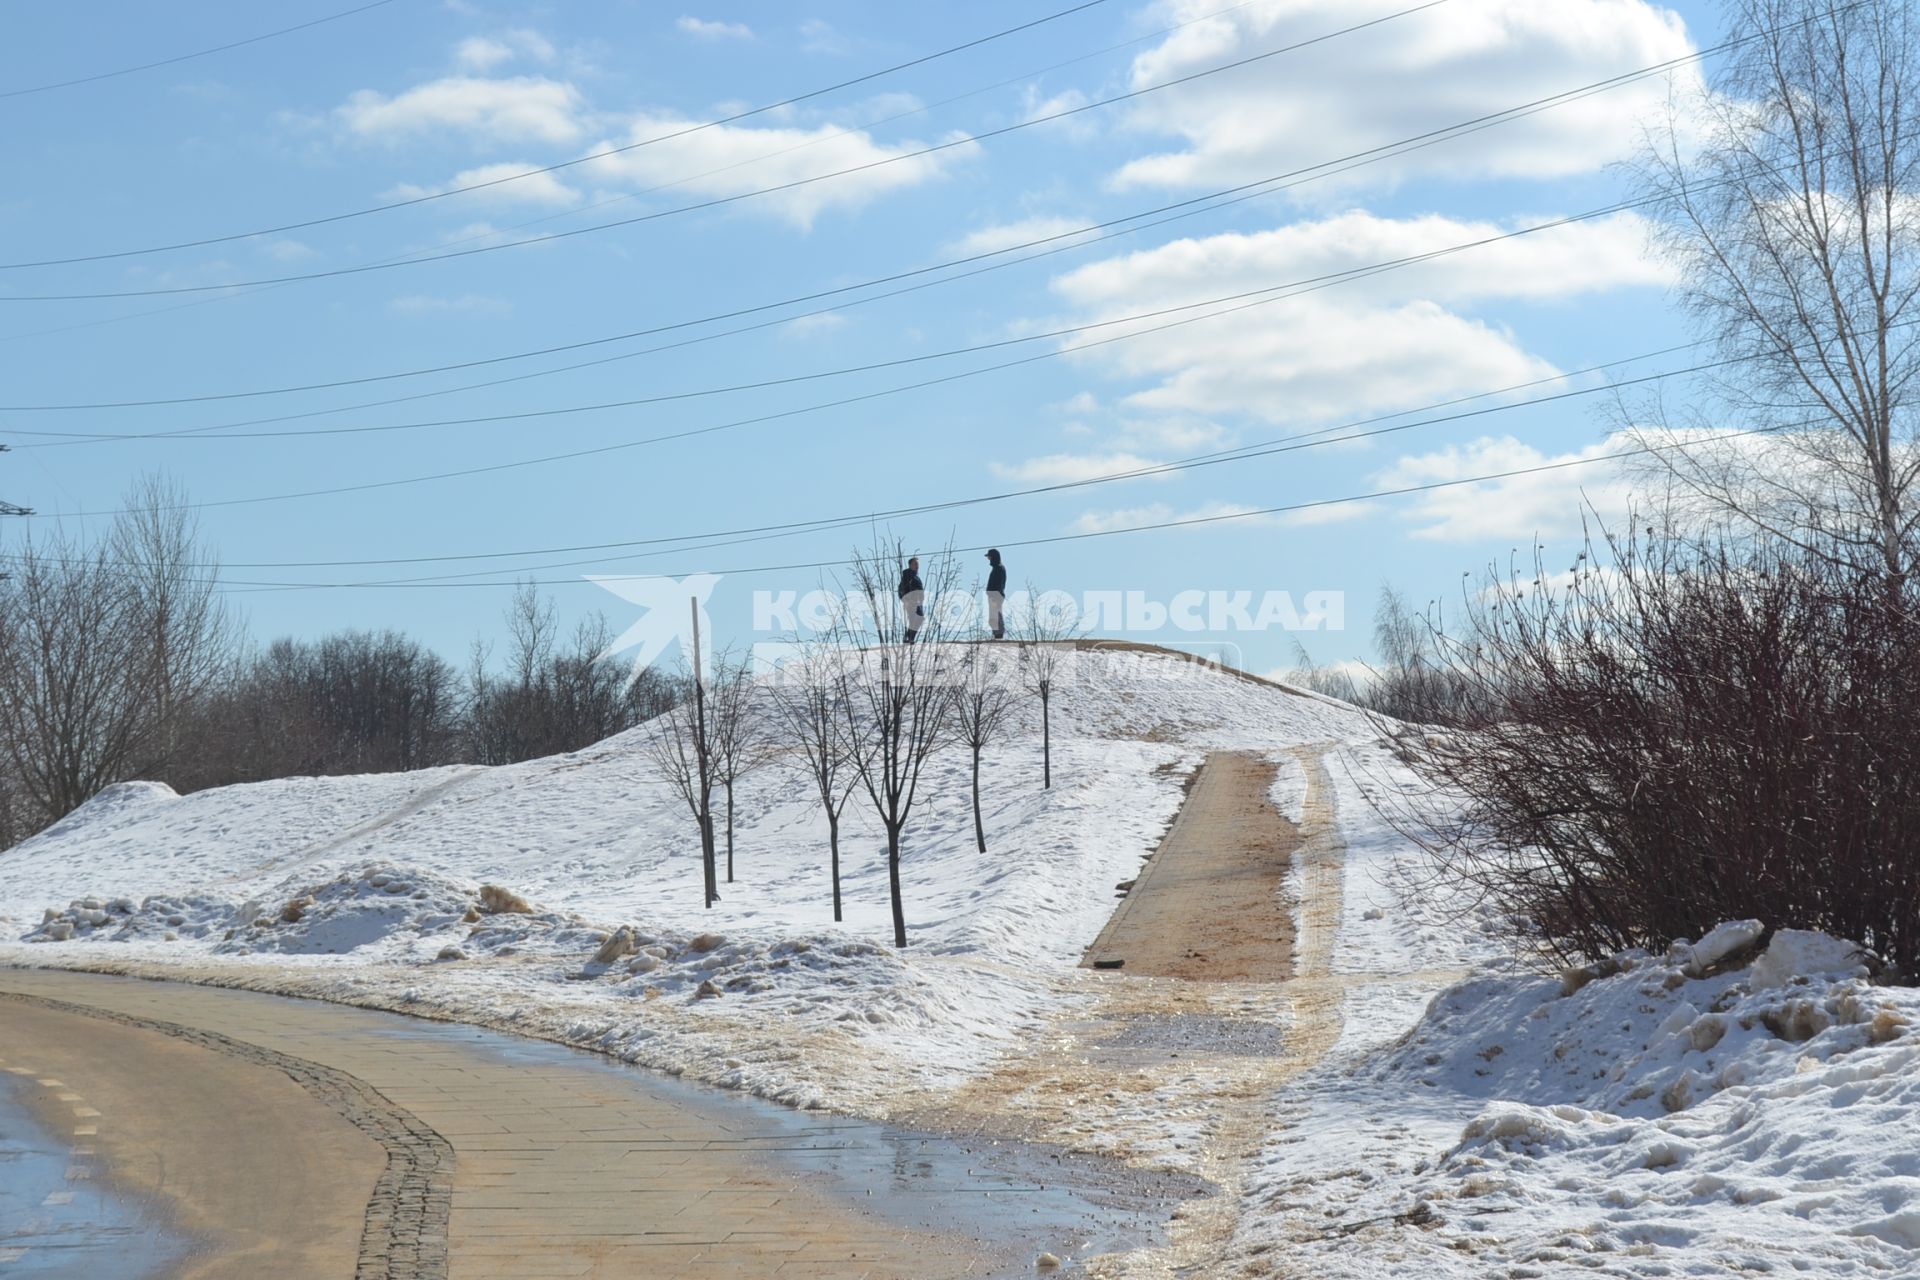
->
984, 548, 1008, 639
898, 556, 925, 644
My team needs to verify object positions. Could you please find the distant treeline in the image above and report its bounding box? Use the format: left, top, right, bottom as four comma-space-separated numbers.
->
0, 477, 675, 849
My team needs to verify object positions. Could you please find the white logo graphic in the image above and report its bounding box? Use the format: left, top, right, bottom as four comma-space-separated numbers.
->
590, 573, 722, 680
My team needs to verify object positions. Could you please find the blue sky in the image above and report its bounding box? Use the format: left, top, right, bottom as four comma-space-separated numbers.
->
0, 0, 1726, 676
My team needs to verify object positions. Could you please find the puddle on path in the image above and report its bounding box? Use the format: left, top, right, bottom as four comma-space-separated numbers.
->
0, 1072, 189, 1279
1097, 1014, 1288, 1058
363, 1012, 1211, 1275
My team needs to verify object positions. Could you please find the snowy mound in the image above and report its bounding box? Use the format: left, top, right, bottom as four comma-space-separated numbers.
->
29, 862, 559, 958
25, 780, 177, 846
1287, 927, 1920, 1273
225, 863, 531, 956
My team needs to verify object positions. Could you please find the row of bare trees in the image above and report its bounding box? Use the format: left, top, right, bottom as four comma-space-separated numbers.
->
645, 539, 1075, 947
0, 485, 677, 848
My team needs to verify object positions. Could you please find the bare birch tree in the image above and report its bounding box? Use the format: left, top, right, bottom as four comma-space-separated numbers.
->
952, 642, 1017, 854
769, 642, 859, 921
1631, 0, 1920, 575
829, 537, 962, 948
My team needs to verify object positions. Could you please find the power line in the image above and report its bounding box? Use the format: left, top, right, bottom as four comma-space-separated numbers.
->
4, 51, 1715, 422
5, 198, 1661, 449
2, 0, 404, 100
242, 348, 1748, 585
21, 424, 1794, 595
0, 0, 1270, 352
0, 0, 1135, 268
6, 200, 1690, 524
0, 2, 1499, 300
2, 338, 1723, 578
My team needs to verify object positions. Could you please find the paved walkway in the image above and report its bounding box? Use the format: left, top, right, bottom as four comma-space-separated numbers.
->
0, 998, 381, 1279
1081, 751, 1298, 981
0, 971, 1138, 1279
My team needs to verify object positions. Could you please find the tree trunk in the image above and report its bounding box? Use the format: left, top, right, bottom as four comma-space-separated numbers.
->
700, 808, 718, 907
886, 824, 907, 948
1041, 688, 1052, 790
827, 810, 843, 923
724, 780, 735, 883
971, 745, 986, 853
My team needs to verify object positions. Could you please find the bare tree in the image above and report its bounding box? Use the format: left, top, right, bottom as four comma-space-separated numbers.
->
769, 642, 859, 921
706, 653, 765, 884
1015, 583, 1079, 789
952, 642, 1017, 853
0, 531, 152, 824
0, 476, 234, 828
107, 473, 235, 774
643, 654, 722, 909
1631, 0, 1920, 575
468, 586, 677, 765
829, 537, 963, 948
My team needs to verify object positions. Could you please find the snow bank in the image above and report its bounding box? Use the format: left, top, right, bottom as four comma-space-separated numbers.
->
1237, 926, 1918, 1277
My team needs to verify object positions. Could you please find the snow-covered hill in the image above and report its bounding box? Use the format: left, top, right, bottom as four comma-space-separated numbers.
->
0, 647, 1382, 1113
6, 644, 1916, 1277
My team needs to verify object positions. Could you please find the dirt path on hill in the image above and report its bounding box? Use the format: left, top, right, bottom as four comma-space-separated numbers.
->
909, 744, 1356, 1277
1082, 752, 1297, 981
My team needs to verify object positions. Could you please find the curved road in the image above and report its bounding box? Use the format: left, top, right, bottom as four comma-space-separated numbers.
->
0, 970, 1186, 1279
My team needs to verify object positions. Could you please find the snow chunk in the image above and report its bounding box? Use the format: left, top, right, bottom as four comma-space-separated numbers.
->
1682, 919, 1764, 976
1751, 928, 1868, 990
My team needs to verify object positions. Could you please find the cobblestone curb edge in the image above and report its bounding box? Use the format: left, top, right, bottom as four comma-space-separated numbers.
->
0, 991, 453, 1280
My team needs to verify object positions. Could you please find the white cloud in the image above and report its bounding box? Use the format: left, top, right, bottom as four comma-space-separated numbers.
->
582, 115, 977, 229
1281, 498, 1371, 527
1047, 209, 1671, 424
991, 451, 1171, 485
678, 16, 754, 40
1022, 85, 1098, 139
387, 293, 513, 316
1111, 0, 1700, 193
256, 238, 316, 262
947, 216, 1094, 258
780, 311, 846, 339
800, 19, 848, 56
337, 75, 587, 145
1375, 432, 1636, 541
455, 37, 514, 71
1072, 500, 1278, 534
387, 161, 582, 206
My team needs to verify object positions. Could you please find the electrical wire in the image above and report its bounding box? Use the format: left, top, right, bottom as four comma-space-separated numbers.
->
0, 0, 1131, 264
0, 2, 1505, 300
2, 0, 404, 100
4, 47, 1712, 418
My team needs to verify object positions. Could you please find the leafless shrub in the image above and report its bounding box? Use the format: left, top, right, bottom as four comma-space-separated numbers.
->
1401, 524, 1920, 975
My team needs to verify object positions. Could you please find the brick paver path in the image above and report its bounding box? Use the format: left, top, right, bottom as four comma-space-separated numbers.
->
0, 970, 1072, 1279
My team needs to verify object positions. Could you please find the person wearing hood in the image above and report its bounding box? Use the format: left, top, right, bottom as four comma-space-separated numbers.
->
984, 548, 1008, 640
898, 556, 925, 644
